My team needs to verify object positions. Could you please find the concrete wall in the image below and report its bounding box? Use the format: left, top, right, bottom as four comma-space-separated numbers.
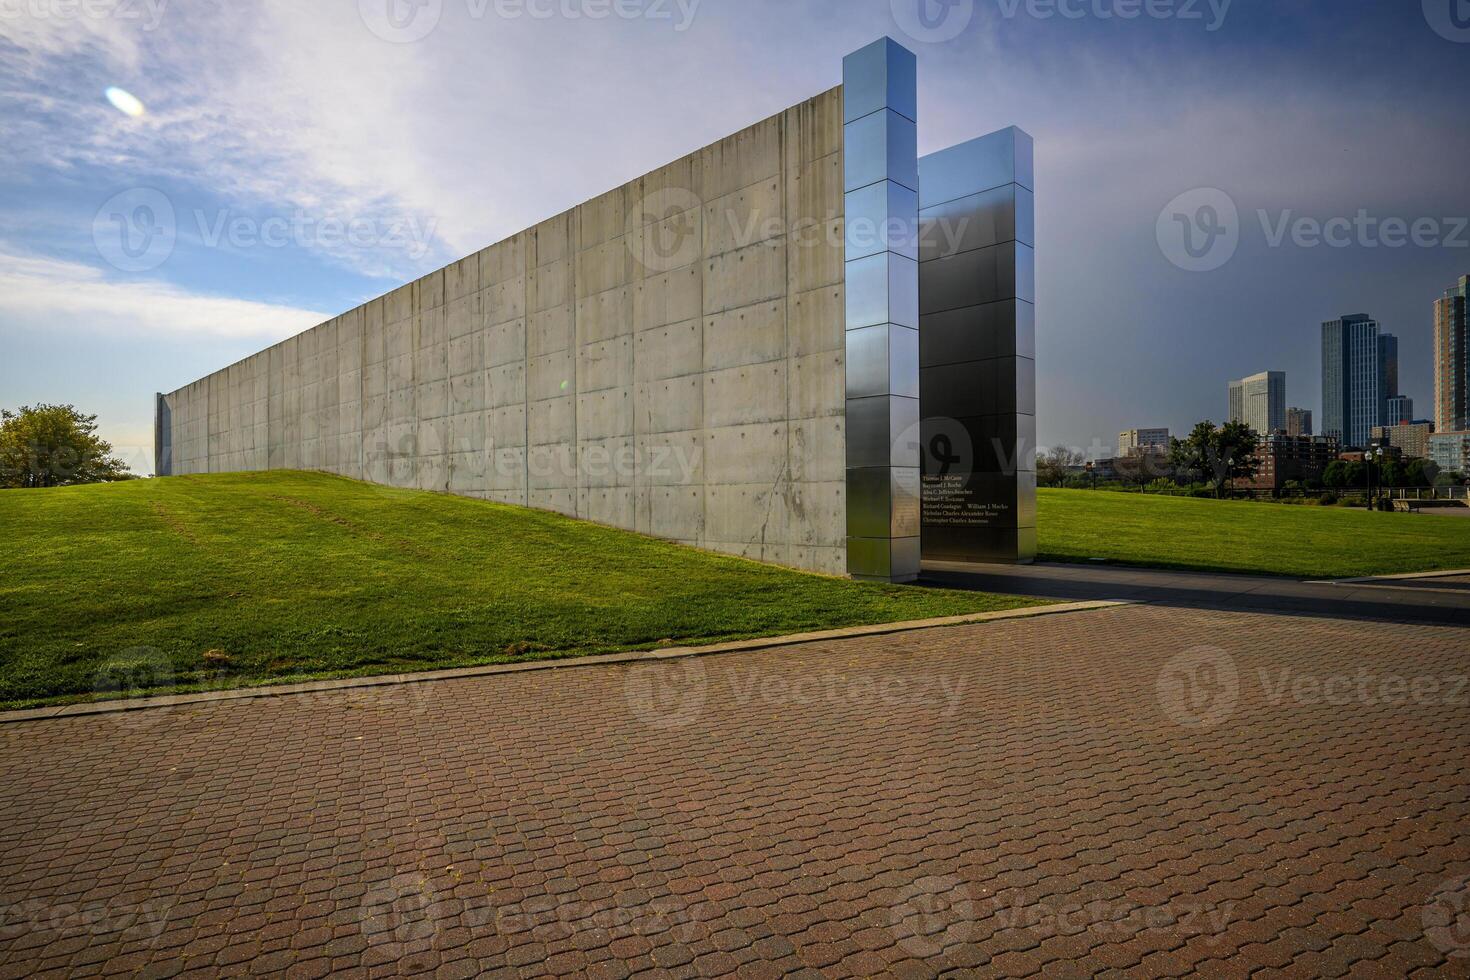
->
159, 89, 848, 574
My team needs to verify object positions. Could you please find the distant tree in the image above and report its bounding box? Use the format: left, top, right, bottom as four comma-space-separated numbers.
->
1167, 420, 1260, 498
1322, 460, 1371, 491
1035, 446, 1084, 488
1405, 458, 1439, 489
1114, 452, 1174, 488
0, 405, 132, 489
1379, 458, 1405, 489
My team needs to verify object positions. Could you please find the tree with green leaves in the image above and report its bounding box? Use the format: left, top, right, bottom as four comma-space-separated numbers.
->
0, 405, 133, 489
1405, 458, 1439, 489
1323, 459, 1366, 491
1167, 420, 1260, 498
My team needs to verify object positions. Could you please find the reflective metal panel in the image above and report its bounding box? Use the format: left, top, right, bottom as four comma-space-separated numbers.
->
919, 243, 1015, 316
845, 252, 893, 331
920, 361, 996, 419
1015, 356, 1036, 418
846, 324, 920, 400
846, 466, 892, 538
843, 109, 919, 194
919, 185, 1017, 262
922, 525, 1035, 564
847, 535, 919, 582
841, 38, 918, 125
155, 393, 173, 476
918, 127, 1035, 208
891, 467, 921, 538
845, 395, 920, 468
845, 182, 920, 262
889, 253, 919, 328
1014, 130, 1035, 192
1015, 187, 1036, 248
844, 36, 920, 584
891, 395, 921, 468
846, 323, 891, 399
846, 535, 894, 579
920, 301, 1020, 364
1016, 301, 1036, 359
890, 324, 920, 399
847, 466, 923, 541
846, 252, 920, 330
893, 536, 922, 576
1015, 243, 1036, 305
917, 128, 1037, 565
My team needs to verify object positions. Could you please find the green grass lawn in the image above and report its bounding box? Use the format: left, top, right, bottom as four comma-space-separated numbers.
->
0, 471, 1042, 710
1037, 488, 1470, 578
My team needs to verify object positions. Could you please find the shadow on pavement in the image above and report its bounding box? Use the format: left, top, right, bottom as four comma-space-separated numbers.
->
921, 561, 1470, 627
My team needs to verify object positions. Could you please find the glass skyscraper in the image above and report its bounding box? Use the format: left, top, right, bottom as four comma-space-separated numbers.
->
1228, 371, 1286, 436
1378, 333, 1399, 425
1435, 276, 1469, 434
1322, 314, 1390, 449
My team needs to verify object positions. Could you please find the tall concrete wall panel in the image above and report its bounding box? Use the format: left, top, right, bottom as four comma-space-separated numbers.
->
160, 89, 849, 575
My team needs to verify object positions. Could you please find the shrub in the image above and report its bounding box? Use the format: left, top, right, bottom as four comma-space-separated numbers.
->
1319, 492, 1338, 506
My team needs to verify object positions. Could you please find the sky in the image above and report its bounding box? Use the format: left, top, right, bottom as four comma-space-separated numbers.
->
2, 0, 1469, 472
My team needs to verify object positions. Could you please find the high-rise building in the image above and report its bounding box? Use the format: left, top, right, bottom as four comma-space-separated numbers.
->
1287, 407, 1313, 437
1322, 314, 1383, 449
1228, 371, 1286, 436
1373, 422, 1434, 460
1435, 276, 1469, 433
1241, 435, 1339, 491
1429, 432, 1470, 476
1118, 428, 1170, 458
1378, 333, 1399, 424
1385, 395, 1414, 427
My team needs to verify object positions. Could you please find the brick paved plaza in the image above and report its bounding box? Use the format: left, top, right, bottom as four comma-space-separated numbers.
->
2, 604, 1469, 977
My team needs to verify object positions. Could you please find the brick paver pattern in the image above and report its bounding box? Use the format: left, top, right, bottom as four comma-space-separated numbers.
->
2, 605, 1469, 977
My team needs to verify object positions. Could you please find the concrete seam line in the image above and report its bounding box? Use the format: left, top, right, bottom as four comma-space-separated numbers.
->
0, 601, 1132, 724
1316, 568, 1470, 584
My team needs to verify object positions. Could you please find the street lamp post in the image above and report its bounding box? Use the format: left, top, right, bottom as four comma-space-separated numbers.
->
1365, 448, 1379, 511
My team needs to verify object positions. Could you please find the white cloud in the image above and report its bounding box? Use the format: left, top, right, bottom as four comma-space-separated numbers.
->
0, 0, 806, 279
0, 0, 151, 71
0, 247, 328, 340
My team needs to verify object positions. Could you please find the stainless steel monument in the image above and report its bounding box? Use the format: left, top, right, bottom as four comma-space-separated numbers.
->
918, 128, 1037, 564
156, 37, 1036, 582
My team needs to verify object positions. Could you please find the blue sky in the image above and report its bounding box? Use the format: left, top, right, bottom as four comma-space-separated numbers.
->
3, 0, 1469, 471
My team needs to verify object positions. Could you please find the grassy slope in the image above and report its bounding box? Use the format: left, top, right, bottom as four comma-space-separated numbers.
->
1037, 488, 1470, 578
0, 472, 1041, 709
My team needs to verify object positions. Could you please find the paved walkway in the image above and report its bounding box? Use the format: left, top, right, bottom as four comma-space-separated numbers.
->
2, 604, 1468, 977
922, 561, 1470, 626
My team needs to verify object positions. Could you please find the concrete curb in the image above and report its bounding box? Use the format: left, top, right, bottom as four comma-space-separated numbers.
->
0, 601, 1129, 725
1316, 569, 1470, 585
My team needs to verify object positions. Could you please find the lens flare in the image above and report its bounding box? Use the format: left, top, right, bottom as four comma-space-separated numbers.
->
105, 87, 146, 118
